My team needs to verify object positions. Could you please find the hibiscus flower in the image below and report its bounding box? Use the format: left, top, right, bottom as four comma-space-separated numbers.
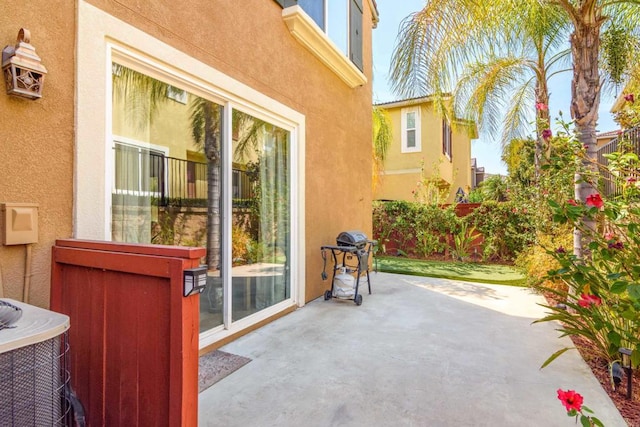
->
585, 194, 603, 209
578, 294, 602, 308
557, 389, 584, 413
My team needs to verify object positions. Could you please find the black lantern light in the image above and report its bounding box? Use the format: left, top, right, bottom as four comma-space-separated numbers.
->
619, 347, 634, 400
2, 28, 47, 100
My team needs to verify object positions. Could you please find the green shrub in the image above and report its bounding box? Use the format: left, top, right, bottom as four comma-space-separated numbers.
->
465, 200, 536, 261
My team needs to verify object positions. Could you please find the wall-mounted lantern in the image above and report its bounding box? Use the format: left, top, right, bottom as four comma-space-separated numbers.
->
2, 28, 47, 100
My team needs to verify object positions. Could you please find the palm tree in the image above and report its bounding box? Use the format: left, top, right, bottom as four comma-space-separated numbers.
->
372, 106, 392, 191
391, 0, 640, 256
390, 0, 571, 172
538, 0, 640, 257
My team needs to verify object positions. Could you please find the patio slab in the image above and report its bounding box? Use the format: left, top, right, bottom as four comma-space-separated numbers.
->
198, 272, 626, 426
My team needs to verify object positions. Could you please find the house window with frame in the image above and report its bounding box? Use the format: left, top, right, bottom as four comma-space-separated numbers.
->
401, 107, 421, 153
442, 119, 452, 160
277, 0, 363, 70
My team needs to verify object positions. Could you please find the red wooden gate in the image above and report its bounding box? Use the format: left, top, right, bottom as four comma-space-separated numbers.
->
50, 239, 205, 426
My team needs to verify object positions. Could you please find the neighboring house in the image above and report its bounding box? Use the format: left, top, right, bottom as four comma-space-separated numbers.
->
471, 158, 486, 189
596, 129, 621, 149
1, 0, 378, 352
374, 97, 478, 203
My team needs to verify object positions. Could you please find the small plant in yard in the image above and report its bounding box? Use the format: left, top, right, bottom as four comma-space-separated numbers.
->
557, 389, 603, 426
450, 222, 480, 261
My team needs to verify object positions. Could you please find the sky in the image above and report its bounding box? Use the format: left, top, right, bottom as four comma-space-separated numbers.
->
371, 0, 619, 176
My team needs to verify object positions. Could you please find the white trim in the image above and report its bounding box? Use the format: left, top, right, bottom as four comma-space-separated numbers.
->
401, 107, 421, 153
76, 1, 307, 349
282, 5, 367, 88
367, 0, 379, 27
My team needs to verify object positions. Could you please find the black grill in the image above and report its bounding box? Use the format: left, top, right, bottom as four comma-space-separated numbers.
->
336, 230, 368, 249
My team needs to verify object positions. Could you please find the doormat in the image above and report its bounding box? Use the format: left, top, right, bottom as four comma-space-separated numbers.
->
198, 350, 251, 393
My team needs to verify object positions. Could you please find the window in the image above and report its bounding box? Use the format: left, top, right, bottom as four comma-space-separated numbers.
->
401, 107, 421, 153
277, 0, 363, 71
442, 119, 452, 160
113, 140, 167, 197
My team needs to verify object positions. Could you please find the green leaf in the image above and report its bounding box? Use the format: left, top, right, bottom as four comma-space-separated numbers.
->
540, 347, 574, 369
573, 272, 586, 285
581, 406, 593, 414
632, 349, 640, 368
628, 284, 640, 301
580, 415, 591, 427
611, 281, 628, 294
591, 417, 605, 427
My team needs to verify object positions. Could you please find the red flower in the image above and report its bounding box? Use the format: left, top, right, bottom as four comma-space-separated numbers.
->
604, 232, 615, 241
557, 389, 584, 413
585, 193, 604, 209
542, 129, 552, 140
556, 246, 566, 254
627, 176, 637, 184
536, 102, 548, 111
624, 93, 635, 104
578, 294, 602, 308
567, 199, 578, 206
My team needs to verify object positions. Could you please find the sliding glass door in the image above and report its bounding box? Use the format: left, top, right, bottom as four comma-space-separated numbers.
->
110, 62, 290, 334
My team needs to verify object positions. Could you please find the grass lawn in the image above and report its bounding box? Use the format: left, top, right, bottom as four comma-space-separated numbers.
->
375, 256, 526, 286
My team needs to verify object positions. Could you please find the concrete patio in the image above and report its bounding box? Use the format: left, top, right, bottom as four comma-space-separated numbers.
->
198, 272, 626, 426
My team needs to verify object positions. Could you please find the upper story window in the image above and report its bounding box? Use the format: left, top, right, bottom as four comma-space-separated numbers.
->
401, 107, 421, 153
277, 0, 363, 71
442, 119, 452, 160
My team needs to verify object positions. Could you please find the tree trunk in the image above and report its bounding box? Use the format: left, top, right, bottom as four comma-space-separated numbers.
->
570, 17, 602, 258
204, 104, 221, 270
535, 80, 550, 177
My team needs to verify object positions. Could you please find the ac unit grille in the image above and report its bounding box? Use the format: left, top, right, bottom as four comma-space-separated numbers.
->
0, 332, 71, 426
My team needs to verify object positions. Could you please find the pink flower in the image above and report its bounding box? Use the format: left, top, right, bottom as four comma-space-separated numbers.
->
567, 199, 578, 206
542, 129, 552, 140
578, 294, 602, 308
624, 93, 635, 104
557, 389, 584, 413
627, 176, 637, 184
536, 102, 548, 111
585, 193, 604, 209
583, 144, 589, 150
604, 232, 615, 241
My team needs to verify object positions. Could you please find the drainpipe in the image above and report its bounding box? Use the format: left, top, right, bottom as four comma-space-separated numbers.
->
23, 244, 32, 303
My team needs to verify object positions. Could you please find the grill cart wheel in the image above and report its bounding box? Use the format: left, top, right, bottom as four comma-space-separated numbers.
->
324, 290, 332, 301
355, 294, 363, 306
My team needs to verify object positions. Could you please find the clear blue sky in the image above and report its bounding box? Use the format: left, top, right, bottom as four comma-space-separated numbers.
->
372, 0, 619, 176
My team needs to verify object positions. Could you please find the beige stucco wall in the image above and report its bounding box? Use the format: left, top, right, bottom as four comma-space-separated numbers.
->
375, 102, 473, 203
0, 3, 75, 308
84, 0, 375, 302
1, 0, 373, 310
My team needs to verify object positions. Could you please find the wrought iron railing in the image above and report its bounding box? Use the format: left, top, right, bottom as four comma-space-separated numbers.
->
113, 146, 254, 207
596, 127, 640, 196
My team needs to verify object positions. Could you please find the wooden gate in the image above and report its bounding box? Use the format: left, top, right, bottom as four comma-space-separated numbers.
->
50, 239, 205, 426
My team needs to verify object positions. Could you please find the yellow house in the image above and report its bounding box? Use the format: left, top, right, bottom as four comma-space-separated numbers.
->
374, 97, 477, 203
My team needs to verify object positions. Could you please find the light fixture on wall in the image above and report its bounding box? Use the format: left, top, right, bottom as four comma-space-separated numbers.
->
2, 28, 47, 100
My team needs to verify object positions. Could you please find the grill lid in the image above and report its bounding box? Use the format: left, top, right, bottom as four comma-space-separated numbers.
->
336, 230, 368, 248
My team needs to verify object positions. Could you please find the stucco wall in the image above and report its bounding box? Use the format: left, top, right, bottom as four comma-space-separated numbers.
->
83, 0, 374, 302
0, 3, 75, 307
